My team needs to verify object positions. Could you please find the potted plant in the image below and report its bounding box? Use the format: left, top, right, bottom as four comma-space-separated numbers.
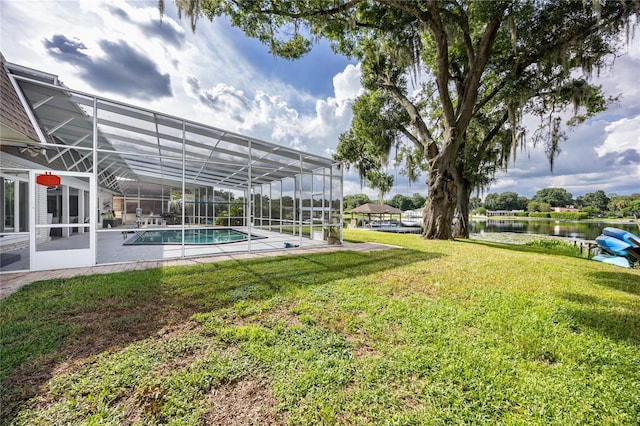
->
324, 224, 341, 245
102, 210, 116, 228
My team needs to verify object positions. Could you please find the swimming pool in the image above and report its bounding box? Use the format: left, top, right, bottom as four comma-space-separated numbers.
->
123, 228, 265, 245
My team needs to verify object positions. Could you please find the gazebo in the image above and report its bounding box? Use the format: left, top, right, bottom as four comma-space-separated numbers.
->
348, 203, 402, 228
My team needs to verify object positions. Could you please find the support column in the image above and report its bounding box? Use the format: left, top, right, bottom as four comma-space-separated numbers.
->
299, 154, 303, 247
62, 185, 70, 237
78, 189, 85, 233
181, 121, 186, 258
227, 190, 231, 227
292, 177, 297, 237
14, 178, 20, 233
340, 164, 344, 242
212, 186, 216, 226
0, 177, 4, 233
197, 187, 201, 224
279, 180, 283, 233
247, 139, 252, 252
205, 186, 209, 225
91, 96, 98, 265
322, 168, 326, 225
269, 183, 272, 231
310, 173, 314, 237
258, 186, 262, 228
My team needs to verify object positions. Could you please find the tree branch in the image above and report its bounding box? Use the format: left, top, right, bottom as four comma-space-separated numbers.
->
379, 76, 437, 159
473, 79, 508, 116
479, 110, 510, 155
451, 3, 475, 67
380, 0, 432, 22
255, 0, 364, 19
479, 13, 626, 116
457, 7, 507, 132
398, 126, 428, 154
426, 1, 456, 129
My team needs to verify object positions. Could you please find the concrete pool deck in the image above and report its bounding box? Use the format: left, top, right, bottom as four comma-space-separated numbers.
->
1, 227, 331, 272
0, 241, 397, 300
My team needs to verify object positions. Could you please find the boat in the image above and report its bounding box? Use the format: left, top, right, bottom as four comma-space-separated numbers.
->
400, 209, 423, 227
602, 227, 640, 247
593, 227, 640, 268
591, 254, 631, 268
595, 235, 634, 257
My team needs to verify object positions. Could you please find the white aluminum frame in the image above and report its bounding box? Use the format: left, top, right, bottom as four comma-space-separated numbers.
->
1, 61, 343, 272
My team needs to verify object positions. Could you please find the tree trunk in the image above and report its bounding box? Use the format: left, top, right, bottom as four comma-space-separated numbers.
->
422, 151, 458, 240
454, 177, 472, 238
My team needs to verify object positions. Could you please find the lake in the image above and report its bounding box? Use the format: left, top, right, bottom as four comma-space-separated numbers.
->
469, 219, 639, 241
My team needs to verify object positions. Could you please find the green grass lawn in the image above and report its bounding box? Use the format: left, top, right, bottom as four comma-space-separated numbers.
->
1, 230, 639, 425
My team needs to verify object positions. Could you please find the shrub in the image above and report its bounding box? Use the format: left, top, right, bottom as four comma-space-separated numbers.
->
549, 212, 589, 220
579, 206, 600, 218
525, 239, 583, 257
529, 212, 550, 218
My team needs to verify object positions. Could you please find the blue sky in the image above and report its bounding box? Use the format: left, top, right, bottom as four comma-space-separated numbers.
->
1, 0, 638, 200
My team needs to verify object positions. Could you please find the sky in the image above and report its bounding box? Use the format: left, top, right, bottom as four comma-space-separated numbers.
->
1, 0, 639, 200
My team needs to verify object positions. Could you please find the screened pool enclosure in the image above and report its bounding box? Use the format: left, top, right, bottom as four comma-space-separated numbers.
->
0, 60, 343, 272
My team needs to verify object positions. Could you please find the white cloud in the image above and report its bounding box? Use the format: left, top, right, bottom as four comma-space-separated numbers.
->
182, 60, 362, 156
489, 178, 519, 191
595, 116, 640, 157
333, 63, 363, 102
627, 35, 640, 60
342, 170, 378, 199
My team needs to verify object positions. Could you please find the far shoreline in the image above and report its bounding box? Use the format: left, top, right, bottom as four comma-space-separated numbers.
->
470, 215, 639, 225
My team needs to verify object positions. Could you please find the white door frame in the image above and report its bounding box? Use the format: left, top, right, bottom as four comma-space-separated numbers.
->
29, 170, 96, 271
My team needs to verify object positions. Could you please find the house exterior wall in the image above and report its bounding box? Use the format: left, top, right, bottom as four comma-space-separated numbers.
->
0, 153, 52, 249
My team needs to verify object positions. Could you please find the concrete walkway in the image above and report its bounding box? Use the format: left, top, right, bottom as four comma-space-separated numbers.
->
0, 242, 397, 300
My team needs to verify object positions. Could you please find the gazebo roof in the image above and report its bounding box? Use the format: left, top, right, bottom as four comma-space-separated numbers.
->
349, 203, 402, 214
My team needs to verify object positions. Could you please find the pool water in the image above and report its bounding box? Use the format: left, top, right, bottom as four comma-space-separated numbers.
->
124, 228, 264, 245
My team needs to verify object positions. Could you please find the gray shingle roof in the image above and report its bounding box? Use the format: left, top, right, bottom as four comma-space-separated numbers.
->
0, 53, 40, 142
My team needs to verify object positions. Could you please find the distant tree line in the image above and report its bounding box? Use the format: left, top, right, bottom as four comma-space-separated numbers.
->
477, 188, 640, 218
344, 188, 640, 218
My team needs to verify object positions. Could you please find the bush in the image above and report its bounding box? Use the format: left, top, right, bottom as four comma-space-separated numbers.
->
529, 212, 550, 218
527, 201, 551, 213
579, 206, 600, 217
549, 212, 589, 220
621, 200, 640, 217
525, 239, 583, 257
514, 211, 528, 217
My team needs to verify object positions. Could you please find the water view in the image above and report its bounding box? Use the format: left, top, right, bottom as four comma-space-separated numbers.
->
470, 219, 639, 241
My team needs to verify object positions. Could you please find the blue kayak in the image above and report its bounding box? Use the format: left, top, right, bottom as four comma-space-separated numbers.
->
602, 227, 640, 248
592, 254, 631, 268
595, 235, 633, 257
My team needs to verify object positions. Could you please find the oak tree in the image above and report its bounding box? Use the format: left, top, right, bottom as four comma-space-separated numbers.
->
171, 0, 638, 239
